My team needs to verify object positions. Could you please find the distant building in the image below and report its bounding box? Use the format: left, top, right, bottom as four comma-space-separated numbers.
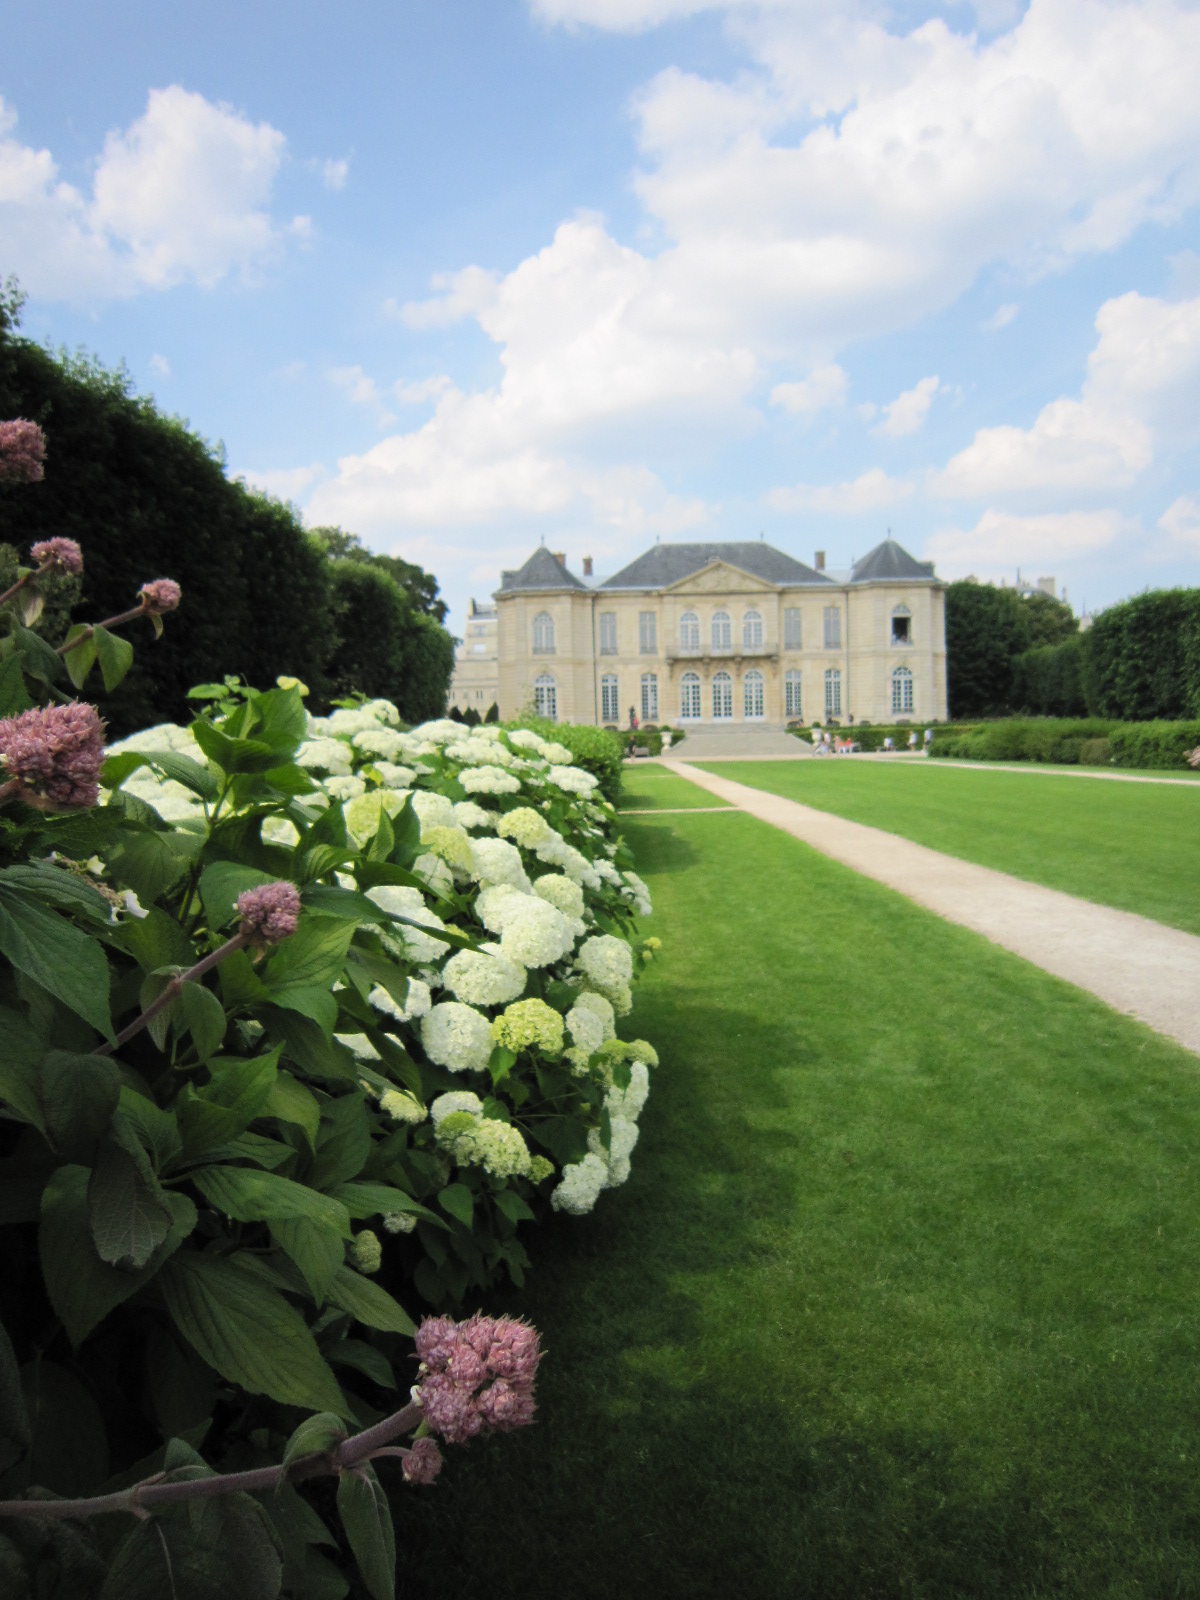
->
493, 537, 947, 727
447, 598, 498, 716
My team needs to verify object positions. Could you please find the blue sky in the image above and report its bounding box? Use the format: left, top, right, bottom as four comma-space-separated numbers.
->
4, 0, 1199, 634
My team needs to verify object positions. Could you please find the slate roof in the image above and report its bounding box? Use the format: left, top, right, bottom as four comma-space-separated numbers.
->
851, 539, 936, 582
599, 542, 832, 590
496, 547, 589, 594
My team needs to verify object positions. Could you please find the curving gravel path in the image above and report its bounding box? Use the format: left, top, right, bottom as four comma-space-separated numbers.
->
664, 757, 1200, 1057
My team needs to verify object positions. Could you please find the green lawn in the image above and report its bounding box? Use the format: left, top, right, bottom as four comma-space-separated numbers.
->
618, 762, 732, 810
395, 800, 1200, 1599
695, 757, 1200, 936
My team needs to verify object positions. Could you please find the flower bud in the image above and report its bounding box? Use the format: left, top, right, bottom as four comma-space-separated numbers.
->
235, 880, 301, 945
0, 701, 105, 809
139, 578, 182, 615
30, 537, 82, 574
0, 420, 46, 483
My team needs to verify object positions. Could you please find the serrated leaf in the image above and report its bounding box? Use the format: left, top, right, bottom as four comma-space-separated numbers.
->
328, 1339, 398, 1391
39, 1051, 120, 1164
331, 1182, 439, 1226
325, 1264, 414, 1335
177, 980, 227, 1060
192, 1165, 351, 1235
492, 1188, 536, 1225
282, 1410, 347, 1471
0, 887, 112, 1039
159, 1253, 348, 1415
139, 748, 219, 799
176, 1052, 279, 1159
264, 1071, 322, 1148
438, 1182, 474, 1229
100, 1492, 283, 1600
270, 1217, 345, 1305
262, 915, 355, 995
106, 827, 200, 901
41, 1167, 196, 1346
0, 651, 32, 717
199, 860, 277, 930
117, 905, 197, 973
118, 1089, 183, 1172
0, 862, 113, 922
337, 1465, 395, 1600
13, 624, 62, 684
88, 1130, 174, 1268
0, 1003, 46, 1130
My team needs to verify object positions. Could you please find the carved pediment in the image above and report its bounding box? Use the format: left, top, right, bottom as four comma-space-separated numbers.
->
665, 560, 777, 596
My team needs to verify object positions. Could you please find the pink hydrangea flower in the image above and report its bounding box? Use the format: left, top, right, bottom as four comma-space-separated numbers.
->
139, 579, 182, 615
0, 420, 46, 484
236, 880, 301, 944
0, 702, 105, 808
401, 1437, 444, 1486
30, 538, 83, 575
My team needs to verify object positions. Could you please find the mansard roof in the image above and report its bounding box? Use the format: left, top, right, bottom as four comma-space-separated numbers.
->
600, 541, 832, 591
851, 538, 936, 582
496, 547, 589, 594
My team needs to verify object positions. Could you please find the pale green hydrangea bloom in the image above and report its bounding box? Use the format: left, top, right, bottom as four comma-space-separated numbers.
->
469, 835, 532, 891
575, 934, 634, 998
451, 1117, 533, 1180
496, 806, 552, 847
352, 1230, 383, 1273
421, 825, 476, 875
460, 765, 522, 796
323, 774, 367, 802
412, 852, 455, 897
533, 873, 586, 927
413, 791, 457, 831
421, 1002, 494, 1074
344, 789, 406, 847
492, 998, 564, 1057
452, 800, 495, 830
430, 1090, 484, 1126
566, 989, 615, 1055
496, 896, 577, 968
379, 1088, 427, 1125
441, 948, 526, 1007
383, 1211, 417, 1234
261, 815, 300, 849
529, 1155, 554, 1183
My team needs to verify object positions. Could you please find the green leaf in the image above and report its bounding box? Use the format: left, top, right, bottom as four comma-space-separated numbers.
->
41, 1166, 196, 1346
111, 747, 220, 800
389, 794, 420, 867
117, 905, 197, 973
193, 1165, 351, 1235
326, 1264, 414, 1335
282, 1410, 347, 1471
106, 827, 200, 901
191, 716, 281, 776
0, 1004, 47, 1130
88, 1128, 174, 1268
309, 1094, 372, 1189
0, 862, 113, 922
438, 1182, 474, 1229
248, 685, 308, 755
0, 1319, 30, 1473
158, 1253, 348, 1415
331, 1181, 439, 1226
92, 625, 135, 692
0, 650, 32, 715
337, 1465, 396, 1600
199, 860, 277, 930
13, 624, 63, 684
0, 887, 113, 1039
118, 1089, 183, 1172
39, 1051, 120, 1163
62, 625, 98, 688
101, 1493, 283, 1600
265, 1007, 361, 1084
176, 1051, 279, 1159
492, 1188, 536, 1225
264, 1071, 322, 1148
262, 915, 355, 996
270, 1217, 346, 1305
177, 979, 227, 1060
328, 1339, 398, 1391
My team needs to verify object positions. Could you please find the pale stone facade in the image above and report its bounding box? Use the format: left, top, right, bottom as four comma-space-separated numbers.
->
447, 598, 499, 717
493, 539, 948, 728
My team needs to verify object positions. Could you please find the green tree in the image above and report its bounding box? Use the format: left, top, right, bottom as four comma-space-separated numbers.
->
324, 562, 454, 722
309, 524, 448, 622
1021, 588, 1078, 647
944, 580, 1032, 718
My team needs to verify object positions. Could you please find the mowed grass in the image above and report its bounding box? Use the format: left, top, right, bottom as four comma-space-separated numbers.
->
698, 757, 1200, 936
618, 761, 732, 810
395, 805, 1200, 1600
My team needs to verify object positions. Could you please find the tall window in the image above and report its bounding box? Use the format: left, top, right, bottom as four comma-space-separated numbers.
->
639, 611, 658, 653
712, 611, 732, 650
823, 607, 841, 649
601, 674, 619, 722
784, 607, 803, 649
891, 665, 914, 714
824, 668, 841, 718
891, 606, 911, 645
744, 670, 764, 719
743, 610, 764, 649
785, 669, 802, 718
641, 673, 658, 722
713, 671, 733, 720
532, 611, 555, 654
681, 672, 701, 720
679, 611, 700, 652
599, 612, 617, 654
534, 674, 557, 720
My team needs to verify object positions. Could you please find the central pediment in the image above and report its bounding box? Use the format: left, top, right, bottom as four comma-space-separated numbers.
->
664, 560, 777, 596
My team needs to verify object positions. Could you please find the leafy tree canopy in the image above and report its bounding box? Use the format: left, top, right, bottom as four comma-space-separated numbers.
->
309, 524, 448, 623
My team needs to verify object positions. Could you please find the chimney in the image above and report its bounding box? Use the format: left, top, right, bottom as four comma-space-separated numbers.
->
552, 551, 567, 567
814, 551, 826, 571
583, 556, 593, 577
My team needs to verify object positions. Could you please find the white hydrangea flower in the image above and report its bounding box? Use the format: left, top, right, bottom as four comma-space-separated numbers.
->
445, 738, 514, 767
475, 882, 529, 935
378, 1089, 426, 1125
452, 801, 495, 830
411, 718, 464, 743
497, 896, 577, 968
506, 730, 544, 752
540, 742, 573, 765
107, 724, 191, 755
460, 765, 521, 795
605, 1060, 650, 1122
430, 1090, 484, 1126
441, 948, 526, 1007
323, 774, 366, 802
412, 852, 455, 897
384, 1211, 417, 1234
547, 764, 598, 796
326, 708, 380, 737
566, 989, 616, 1055
363, 698, 401, 726
369, 978, 432, 1023
594, 858, 623, 887
372, 762, 418, 788
421, 1002, 494, 1074
534, 833, 602, 889
335, 1032, 381, 1061
469, 836, 532, 891
352, 727, 407, 760
413, 791, 457, 831
296, 737, 354, 774
534, 873, 586, 927
261, 816, 300, 849
366, 885, 450, 962
622, 870, 653, 916
576, 934, 634, 994
496, 807, 552, 848
588, 1114, 639, 1188
550, 1152, 608, 1215
422, 825, 476, 875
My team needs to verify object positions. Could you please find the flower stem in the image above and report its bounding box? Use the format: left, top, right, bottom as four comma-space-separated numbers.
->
57, 601, 148, 657
0, 561, 51, 610
94, 930, 250, 1057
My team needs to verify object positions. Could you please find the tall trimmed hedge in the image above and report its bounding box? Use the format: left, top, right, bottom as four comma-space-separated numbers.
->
1012, 637, 1088, 716
1082, 590, 1200, 720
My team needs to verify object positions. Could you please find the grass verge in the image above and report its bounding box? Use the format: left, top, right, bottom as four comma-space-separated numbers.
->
394, 808, 1200, 1599
618, 763, 732, 810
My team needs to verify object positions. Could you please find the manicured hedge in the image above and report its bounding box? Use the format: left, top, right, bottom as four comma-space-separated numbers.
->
1107, 721, 1200, 770
1012, 637, 1088, 716
929, 717, 1200, 769
1083, 590, 1200, 721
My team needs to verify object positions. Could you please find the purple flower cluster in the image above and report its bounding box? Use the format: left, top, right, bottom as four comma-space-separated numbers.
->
414, 1313, 541, 1445
139, 578, 182, 615
30, 538, 83, 575
0, 702, 105, 808
401, 1436, 444, 1486
236, 880, 301, 945
0, 420, 46, 484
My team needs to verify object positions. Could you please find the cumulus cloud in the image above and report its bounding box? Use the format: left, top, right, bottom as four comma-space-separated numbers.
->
765, 468, 914, 513
392, 265, 500, 329
932, 290, 1200, 498
238, 463, 327, 502
770, 363, 848, 417
0, 87, 323, 298
924, 507, 1132, 570
982, 302, 1020, 331
329, 365, 398, 427
873, 375, 941, 438
1159, 495, 1200, 550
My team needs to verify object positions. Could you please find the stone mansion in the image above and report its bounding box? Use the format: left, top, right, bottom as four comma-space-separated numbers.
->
452, 537, 948, 728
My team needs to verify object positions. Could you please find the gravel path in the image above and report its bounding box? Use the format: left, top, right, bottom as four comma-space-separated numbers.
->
664, 758, 1200, 1057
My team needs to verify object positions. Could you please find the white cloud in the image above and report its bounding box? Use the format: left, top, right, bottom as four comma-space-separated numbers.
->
770, 363, 848, 417
1159, 495, 1200, 550
766, 467, 915, 513
982, 302, 1019, 330
238, 463, 326, 502
317, 157, 349, 191
0, 87, 300, 298
932, 289, 1200, 498
924, 506, 1131, 570
329, 365, 398, 428
873, 374, 941, 438
149, 353, 170, 378
393, 265, 500, 329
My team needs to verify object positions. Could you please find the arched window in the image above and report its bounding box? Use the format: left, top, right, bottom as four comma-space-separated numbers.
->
712, 611, 731, 650
744, 669, 764, 718
891, 605, 912, 646
824, 668, 841, 718
785, 669, 802, 719
891, 665, 914, 714
681, 672, 701, 720
534, 674, 557, 721
680, 611, 700, 652
743, 610, 764, 649
600, 674, 619, 723
532, 612, 555, 654
641, 673, 658, 722
713, 671, 733, 720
